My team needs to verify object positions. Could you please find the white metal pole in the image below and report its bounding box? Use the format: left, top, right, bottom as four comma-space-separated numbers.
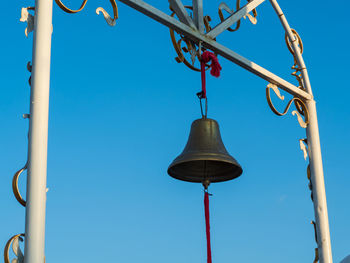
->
306, 100, 333, 263
269, 1, 333, 262
24, 0, 53, 261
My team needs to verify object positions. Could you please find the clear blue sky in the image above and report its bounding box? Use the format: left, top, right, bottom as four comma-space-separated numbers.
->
1, 0, 349, 262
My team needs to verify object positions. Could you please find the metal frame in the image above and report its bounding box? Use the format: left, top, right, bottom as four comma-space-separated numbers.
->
119, 0, 311, 100
206, 0, 264, 38
7, 0, 333, 263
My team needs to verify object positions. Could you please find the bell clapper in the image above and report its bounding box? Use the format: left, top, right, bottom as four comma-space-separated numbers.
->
202, 179, 210, 190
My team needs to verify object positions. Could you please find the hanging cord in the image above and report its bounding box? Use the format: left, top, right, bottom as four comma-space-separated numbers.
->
199, 51, 222, 98
197, 51, 222, 118
204, 187, 213, 263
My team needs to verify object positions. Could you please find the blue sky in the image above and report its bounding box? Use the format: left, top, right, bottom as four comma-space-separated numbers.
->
1, 0, 349, 262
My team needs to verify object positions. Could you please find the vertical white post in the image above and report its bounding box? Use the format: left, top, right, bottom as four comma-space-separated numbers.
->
24, 0, 53, 261
305, 101, 333, 263
269, 1, 333, 262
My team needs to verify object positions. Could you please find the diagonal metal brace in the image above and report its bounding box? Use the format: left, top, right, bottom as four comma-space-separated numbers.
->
118, 0, 312, 100
168, 0, 196, 29
206, 0, 265, 39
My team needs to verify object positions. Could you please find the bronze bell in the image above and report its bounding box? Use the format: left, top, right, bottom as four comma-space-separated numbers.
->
168, 117, 243, 184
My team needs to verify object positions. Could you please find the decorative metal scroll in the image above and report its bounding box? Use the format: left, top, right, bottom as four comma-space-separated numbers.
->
309, 167, 319, 263
54, 0, 118, 26
266, 28, 308, 128
4, 234, 25, 263
268, 28, 316, 263
218, 0, 258, 32
169, 6, 211, 72
169, 1, 258, 71
12, 164, 27, 207
299, 140, 319, 263
266, 83, 309, 128
285, 29, 304, 90
306, 162, 314, 201
27, 61, 32, 87
20, 7, 35, 37
4, 58, 32, 258
299, 138, 308, 160
11, 60, 32, 207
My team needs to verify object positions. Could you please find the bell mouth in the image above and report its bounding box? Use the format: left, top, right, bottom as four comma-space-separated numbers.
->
167, 158, 242, 183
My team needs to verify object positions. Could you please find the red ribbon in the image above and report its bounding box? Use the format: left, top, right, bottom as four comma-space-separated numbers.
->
204, 191, 212, 263
200, 51, 222, 99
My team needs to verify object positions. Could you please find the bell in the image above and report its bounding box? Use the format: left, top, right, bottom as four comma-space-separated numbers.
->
168, 117, 243, 184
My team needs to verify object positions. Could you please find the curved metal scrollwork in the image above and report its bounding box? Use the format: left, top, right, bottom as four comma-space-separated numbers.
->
20, 7, 35, 37
54, 0, 88, 13
54, 0, 118, 26
285, 29, 304, 90
299, 138, 308, 160
12, 164, 27, 207
218, 0, 258, 32
285, 29, 303, 57
4, 234, 25, 263
266, 83, 309, 128
169, 6, 211, 72
27, 61, 32, 87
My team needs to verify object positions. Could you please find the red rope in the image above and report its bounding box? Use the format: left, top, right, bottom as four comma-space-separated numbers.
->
204, 191, 212, 263
200, 51, 222, 99
201, 59, 207, 99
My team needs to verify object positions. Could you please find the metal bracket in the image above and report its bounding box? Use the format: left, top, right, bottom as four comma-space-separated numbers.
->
266, 83, 309, 128
292, 110, 307, 128
20, 7, 35, 37
95, 0, 119, 27
299, 138, 308, 160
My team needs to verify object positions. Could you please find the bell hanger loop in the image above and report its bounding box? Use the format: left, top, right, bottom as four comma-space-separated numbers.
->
197, 92, 208, 118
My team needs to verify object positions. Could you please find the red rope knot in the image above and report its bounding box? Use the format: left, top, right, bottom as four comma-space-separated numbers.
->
200, 51, 222, 99
201, 51, 222, 78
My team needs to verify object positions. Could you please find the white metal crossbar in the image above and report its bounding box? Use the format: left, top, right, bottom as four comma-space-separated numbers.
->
119, 0, 311, 100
